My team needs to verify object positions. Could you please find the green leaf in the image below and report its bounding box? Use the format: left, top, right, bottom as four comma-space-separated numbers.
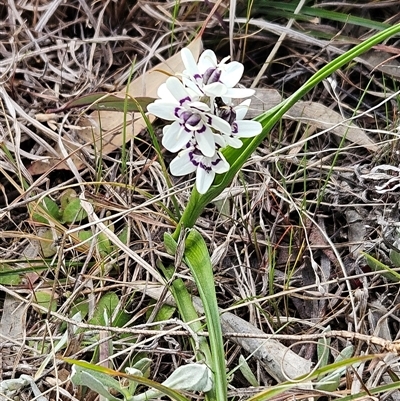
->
77, 230, 92, 244
0, 265, 23, 285
238, 355, 259, 387
317, 326, 331, 378
146, 300, 176, 325
89, 292, 119, 326
125, 358, 152, 394
64, 359, 191, 401
130, 363, 213, 401
362, 252, 400, 282
130, 358, 152, 376
59, 189, 88, 223
113, 308, 131, 328
164, 232, 178, 255
155, 304, 175, 322
31, 197, 61, 224
38, 229, 57, 257
97, 231, 112, 256
183, 229, 226, 401
118, 226, 129, 245
48, 93, 156, 113
59, 189, 76, 210
71, 364, 127, 401
33, 291, 58, 314
70, 298, 89, 321
316, 345, 354, 391
61, 198, 88, 223
389, 248, 400, 267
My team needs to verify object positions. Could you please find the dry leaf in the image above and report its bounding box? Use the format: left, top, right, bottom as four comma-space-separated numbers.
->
361, 50, 400, 78
290, 100, 377, 151
0, 295, 28, 382
29, 38, 203, 174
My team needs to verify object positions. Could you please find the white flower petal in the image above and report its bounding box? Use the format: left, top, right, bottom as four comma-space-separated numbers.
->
162, 122, 192, 152
234, 99, 251, 120
165, 77, 193, 104
220, 55, 231, 65
203, 82, 228, 97
170, 149, 197, 176
198, 50, 217, 72
196, 166, 215, 194
182, 77, 204, 96
168, 138, 231, 194
207, 114, 232, 135
195, 127, 216, 157
234, 120, 262, 137
211, 153, 230, 174
224, 87, 255, 98
157, 82, 173, 100
220, 62, 243, 87
224, 136, 243, 148
181, 48, 200, 77
220, 96, 233, 105
214, 134, 226, 148
147, 102, 176, 120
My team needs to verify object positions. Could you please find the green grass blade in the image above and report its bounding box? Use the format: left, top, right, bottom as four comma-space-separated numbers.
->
247, 354, 377, 401
336, 380, 400, 401
362, 251, 400, 282
256, 1, 390, 31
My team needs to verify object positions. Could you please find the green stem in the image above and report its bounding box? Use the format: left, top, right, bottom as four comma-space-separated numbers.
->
159, 249, 217, 401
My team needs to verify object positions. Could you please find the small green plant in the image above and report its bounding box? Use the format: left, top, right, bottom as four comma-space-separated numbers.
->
30, 189, 118, 258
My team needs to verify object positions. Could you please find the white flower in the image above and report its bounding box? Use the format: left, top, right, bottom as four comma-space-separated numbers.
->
146, 48, 263, 195
170, 137, 230, 194
217, 99, 262, 148
147, 76, 231, 157
181, 48, 254, 104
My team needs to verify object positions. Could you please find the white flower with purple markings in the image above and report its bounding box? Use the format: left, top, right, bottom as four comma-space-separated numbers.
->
217, 99, 262, 148
147, 48, 262, 194
147, 76, 231, 157
181, 48, 254, 105
170, 137, 230, 194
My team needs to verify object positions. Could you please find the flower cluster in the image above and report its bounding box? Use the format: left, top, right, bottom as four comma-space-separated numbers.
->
147, 48, 262, 194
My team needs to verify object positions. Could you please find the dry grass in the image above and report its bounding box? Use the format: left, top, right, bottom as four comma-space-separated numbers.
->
1, 0, 400, 400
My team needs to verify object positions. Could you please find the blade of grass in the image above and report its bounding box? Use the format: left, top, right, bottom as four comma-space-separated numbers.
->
255, 1, 390, 31
247, 353, 378, 401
